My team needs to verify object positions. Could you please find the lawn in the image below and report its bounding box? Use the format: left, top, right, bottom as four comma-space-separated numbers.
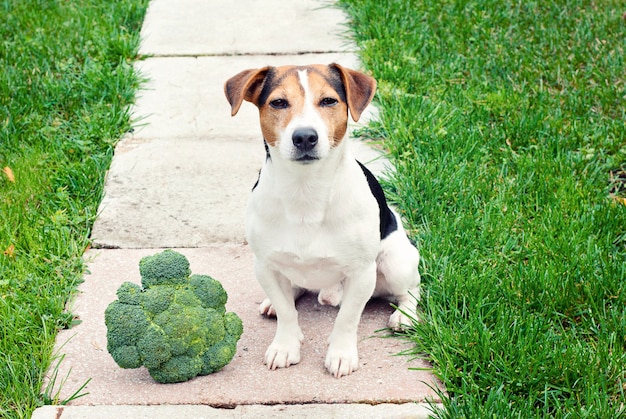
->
339, 0, 626, 417
0, 0, 148, 416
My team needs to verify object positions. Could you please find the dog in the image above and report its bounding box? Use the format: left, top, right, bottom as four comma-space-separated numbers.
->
224, 63, 421, 378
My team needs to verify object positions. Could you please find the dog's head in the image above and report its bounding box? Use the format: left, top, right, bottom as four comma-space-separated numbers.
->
224, 64, 376, 164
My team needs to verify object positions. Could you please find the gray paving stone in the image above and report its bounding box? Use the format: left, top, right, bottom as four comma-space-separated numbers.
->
44, 248, 442, 407
139, 0, 354, 56
33, 403, 442, 419
91, 134, 258, 248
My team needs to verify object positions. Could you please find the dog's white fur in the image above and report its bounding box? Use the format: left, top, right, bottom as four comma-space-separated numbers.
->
225, 64, 420, 377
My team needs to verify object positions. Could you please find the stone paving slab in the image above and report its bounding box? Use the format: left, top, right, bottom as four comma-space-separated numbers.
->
139, 0, 354, 56
33, 403, 441, 419
91, 135, 258, 248
47, 247, 442, 407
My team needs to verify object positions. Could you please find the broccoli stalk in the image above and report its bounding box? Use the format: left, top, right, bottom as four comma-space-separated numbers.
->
104, 250, 243, 383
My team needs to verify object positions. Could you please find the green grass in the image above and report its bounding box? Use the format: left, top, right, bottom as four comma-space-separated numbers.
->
339, 0, 626, 417
0, 0, 148, 416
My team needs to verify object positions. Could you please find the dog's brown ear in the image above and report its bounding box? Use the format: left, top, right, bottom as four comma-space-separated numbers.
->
330, 63, 377, 122
224, 67, 271, 116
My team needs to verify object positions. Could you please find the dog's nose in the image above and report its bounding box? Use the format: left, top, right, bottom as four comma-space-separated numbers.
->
292, 128, 318, 152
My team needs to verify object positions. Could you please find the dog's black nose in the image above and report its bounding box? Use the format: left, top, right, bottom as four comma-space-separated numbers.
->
292, 128, 318, 152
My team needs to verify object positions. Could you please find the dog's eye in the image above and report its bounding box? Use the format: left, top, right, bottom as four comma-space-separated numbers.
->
320, 97, 338, 107
269, 99, 289, 109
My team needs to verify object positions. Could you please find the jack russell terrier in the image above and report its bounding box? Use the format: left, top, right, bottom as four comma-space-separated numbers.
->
224, 63, 421, 378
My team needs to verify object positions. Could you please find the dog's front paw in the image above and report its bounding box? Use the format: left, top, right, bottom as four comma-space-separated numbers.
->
264, 335, 303, 370
325, 342, 359, 378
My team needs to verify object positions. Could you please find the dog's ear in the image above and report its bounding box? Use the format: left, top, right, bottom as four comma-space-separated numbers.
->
224, 67, 271, 116
330, 63, 377, 122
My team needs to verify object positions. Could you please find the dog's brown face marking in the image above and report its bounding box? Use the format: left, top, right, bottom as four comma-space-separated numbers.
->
225, 63, 376, 161
256, 65, 348, 147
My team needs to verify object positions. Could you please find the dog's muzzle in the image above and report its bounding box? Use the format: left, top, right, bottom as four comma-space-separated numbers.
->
292, 128, 319, 162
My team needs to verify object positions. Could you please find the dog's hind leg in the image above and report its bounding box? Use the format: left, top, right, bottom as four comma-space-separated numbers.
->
260, 286, 305, 317
375, 229, 422, 330
318, 282, 343, 306
388, 286, 420, 330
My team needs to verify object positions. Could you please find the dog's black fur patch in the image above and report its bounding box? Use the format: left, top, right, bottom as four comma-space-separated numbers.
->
257, 67, 282, 106
251, 140, 271, 191
356, 160, 397, 239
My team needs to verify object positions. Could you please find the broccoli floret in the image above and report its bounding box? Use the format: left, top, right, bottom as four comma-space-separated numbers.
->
137, 324, 171, 370
150, 355, 203, 384
139, 249, 190, 288
104, 301, 150, 349
105, 250, 243, 383
189, 274, 228, 314
141, 286, 175, 316
116, 282, 142, 305
224, 311, 244, 339
201, 312, 243, 375
109, 345, 142, 369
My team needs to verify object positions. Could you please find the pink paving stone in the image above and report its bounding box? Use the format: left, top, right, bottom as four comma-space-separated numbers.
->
48, 246, 442, 406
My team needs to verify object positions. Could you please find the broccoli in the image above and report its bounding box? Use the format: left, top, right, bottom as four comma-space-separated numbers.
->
104, 250, 243, 383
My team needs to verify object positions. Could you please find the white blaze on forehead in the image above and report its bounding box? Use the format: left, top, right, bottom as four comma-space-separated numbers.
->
296, 69, 321, 122
297, 69, 311, 102
293, 69, 323, 128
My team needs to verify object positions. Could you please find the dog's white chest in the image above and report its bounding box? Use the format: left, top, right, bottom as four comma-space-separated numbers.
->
267, 250, 345, 289
246, 187, 378, 290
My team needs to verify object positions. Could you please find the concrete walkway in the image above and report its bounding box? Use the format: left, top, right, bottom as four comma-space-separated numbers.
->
32, 1, 443, 418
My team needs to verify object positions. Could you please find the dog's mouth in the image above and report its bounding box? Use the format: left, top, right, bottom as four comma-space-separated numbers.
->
294, 154, 319, 163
